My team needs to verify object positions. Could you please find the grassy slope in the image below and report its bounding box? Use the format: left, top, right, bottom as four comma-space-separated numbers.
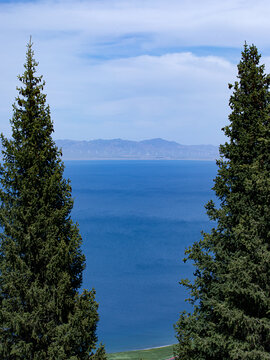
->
107, 344, 175, 360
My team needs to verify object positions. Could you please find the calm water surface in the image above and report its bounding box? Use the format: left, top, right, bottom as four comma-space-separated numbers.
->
64, 160, 217, 353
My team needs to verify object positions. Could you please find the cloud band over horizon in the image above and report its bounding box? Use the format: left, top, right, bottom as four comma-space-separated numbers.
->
1, 0, 270, 145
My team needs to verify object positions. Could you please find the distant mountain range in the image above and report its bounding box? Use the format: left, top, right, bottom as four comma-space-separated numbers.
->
55, 138, 219, 160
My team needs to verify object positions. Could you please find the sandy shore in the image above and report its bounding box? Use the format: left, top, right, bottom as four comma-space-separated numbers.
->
127, 344, 175, 352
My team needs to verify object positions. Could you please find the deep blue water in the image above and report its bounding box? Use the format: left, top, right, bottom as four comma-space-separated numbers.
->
64, 160, 217, 353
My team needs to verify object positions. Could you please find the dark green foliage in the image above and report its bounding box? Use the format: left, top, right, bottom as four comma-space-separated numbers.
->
175, 44, 270, 359
0, 40, 106, 359
91, 345, 107, 360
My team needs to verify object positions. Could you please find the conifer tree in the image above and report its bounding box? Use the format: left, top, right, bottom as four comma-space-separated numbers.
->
0, 40, 105, 359
175, 44, 270, 359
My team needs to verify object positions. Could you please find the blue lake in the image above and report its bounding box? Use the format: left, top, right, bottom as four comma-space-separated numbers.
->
64, 160, 217, 353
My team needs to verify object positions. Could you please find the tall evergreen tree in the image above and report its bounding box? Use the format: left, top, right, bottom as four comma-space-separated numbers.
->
0, 40, 105, 359
175, 44, 270, 359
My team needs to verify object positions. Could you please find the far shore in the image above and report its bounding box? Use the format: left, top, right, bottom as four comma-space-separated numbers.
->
63, 158, 217, 161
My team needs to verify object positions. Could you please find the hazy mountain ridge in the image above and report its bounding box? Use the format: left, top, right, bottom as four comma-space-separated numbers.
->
55, 138, 219, 160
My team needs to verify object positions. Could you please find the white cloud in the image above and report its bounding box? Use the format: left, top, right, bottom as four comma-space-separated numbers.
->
1, 0, 269, 46
0, 0, 268, 143
45, 52, 235, 144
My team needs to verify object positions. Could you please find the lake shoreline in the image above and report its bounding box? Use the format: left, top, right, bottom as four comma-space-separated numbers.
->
107, 344, 176, 360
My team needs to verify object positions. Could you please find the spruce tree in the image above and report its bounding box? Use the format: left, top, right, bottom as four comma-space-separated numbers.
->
175, 44, 270, 359
0, 40, 105, 359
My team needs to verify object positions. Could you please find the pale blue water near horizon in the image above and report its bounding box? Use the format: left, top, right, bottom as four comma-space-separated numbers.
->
64, 160, 218, 353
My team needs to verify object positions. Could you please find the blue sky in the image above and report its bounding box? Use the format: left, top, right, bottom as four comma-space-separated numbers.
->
1, 0, 270, 145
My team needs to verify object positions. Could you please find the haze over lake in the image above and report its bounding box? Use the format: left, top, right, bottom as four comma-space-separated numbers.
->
64, 160, 217, 353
